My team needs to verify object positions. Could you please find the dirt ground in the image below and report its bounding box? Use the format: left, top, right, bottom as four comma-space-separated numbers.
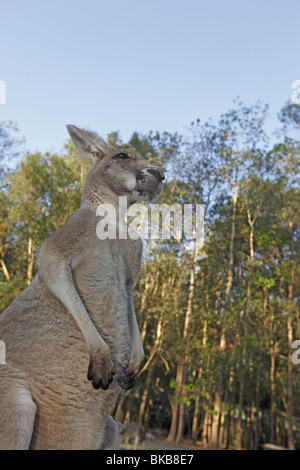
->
120, 429, 203, 451
144, 437, 202, 451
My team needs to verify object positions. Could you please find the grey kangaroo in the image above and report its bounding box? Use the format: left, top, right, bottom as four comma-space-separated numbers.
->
0, 126, 164, 449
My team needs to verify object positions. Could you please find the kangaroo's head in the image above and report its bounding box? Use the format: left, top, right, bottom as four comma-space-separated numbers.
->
67, 125, 165, 206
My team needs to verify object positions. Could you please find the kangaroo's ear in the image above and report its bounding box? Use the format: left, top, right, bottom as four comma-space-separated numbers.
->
66, 125, 110, 161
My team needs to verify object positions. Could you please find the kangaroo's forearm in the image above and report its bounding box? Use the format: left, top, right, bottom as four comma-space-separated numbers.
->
126, 284, 145, 366
39, 261, 108, 355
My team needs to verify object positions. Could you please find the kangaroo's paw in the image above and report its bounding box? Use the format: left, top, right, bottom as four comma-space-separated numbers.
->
87, 352, 116, 390
116, 353, 145, 390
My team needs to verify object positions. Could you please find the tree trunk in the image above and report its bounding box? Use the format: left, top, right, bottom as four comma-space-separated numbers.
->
210, 182, 238, 449
0, 258, 10, 282
236, 280, 250, 449
270, 344, 276, 444
138, 366, 154, 425
191, 317, 208, 441
140, 273, 155, 342
191, 371, 201, 442
139, 316, 163, 375
27, 235, 35, 285
210, 323, 226, 450
201, 374, 214, 447
286, 261, 295, 450
225, 365, 235, 449
166, 363, 182, 442
166, 234, 198, 444
175, 260, 196, 444
254, 357, 262, 450
236, 370, 245, 449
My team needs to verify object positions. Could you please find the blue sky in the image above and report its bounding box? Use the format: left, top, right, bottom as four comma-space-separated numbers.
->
1, 0, 299, 155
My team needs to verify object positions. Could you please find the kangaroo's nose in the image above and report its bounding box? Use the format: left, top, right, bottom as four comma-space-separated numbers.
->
147, 168, 165, 183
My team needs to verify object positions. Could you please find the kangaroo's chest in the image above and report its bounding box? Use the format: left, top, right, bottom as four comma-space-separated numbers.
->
72, 237, 142, 301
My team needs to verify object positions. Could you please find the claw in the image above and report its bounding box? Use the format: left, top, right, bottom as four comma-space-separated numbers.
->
87, 355, 115, 390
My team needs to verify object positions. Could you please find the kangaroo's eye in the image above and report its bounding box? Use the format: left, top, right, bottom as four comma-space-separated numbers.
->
116, 153, 129, 160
